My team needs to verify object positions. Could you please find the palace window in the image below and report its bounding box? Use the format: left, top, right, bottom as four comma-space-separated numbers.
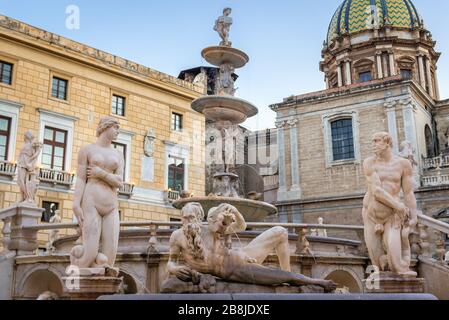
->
42, 126, 67, 171
401, 69, 413, 80
41, 201, 59, 223
331, 119, 355, 161
171, 112, 183, 131
112, 141, 127, 180
0, 116, 11, 161
358, 71, 373, 83
167, 156, 184, 191
112, 94, 126, 117
0, 61, 13, 85
51, 77, 68, 100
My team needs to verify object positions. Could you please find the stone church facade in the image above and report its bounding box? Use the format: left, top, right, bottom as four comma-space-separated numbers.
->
271, 0, 449, 232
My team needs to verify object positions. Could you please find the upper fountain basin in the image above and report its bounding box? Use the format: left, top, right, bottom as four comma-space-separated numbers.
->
202, 46, 249, 68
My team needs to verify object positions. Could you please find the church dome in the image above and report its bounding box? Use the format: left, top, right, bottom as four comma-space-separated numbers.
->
327, 0, 422, 43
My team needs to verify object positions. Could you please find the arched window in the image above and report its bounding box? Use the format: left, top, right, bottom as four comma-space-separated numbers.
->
425, 124, 434, 158
331, 119, 355, 161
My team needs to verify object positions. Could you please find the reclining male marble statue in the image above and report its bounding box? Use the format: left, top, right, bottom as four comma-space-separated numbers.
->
163, 202, 337, 293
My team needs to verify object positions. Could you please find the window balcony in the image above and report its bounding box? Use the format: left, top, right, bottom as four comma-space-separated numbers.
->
422, 154, 449, 170
38, 168, 75, 189
0, 161, 17, 181
118, 182, 135, 199
164, 189, 180, 204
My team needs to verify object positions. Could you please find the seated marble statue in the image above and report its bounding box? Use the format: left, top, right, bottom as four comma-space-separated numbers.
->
167, 203, 337, 292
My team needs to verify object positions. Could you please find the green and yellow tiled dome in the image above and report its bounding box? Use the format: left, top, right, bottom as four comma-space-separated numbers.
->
327, 0, 422, 43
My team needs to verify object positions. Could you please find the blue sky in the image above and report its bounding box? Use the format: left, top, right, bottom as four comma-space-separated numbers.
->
1, 0, 448, 131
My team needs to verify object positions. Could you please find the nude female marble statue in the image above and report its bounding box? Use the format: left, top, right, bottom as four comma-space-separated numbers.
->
362, 132, 418, 276
167, 203, 337, 291
17, 131, 42, 205
70, 117, 124, 269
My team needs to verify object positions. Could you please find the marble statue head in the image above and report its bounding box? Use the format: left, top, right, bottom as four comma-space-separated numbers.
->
223, 7, 232, 15
372, 131, 393, 155
24, 130, 34, 142
181, 202, 205, 224
96, 116, 120, 138
207, 204, 236, 234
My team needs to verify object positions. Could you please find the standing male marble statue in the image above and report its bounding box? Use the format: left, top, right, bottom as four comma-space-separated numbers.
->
213, 8, 233, 46
17, 131, 42, 205
70, 117, 124, 270
362, 132, 418, 276
167, 203, 337, 291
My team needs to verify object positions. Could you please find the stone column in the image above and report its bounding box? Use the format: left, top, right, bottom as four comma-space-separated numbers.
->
376, 52, 384, 79
434, 67, 440, 100
345, 60, 352, 85
337, 63, 343, 87
288, 119, 301, 197
418, 55, 426, 88
275, 121, 287, 201
384, 101, 399, 154
425, 56, 434, 97
389, 51, 396, 76
401, 99, 421, 180
325, 76, 330, 89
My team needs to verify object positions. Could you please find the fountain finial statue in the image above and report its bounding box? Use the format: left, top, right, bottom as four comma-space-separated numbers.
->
214, 7, 233, 46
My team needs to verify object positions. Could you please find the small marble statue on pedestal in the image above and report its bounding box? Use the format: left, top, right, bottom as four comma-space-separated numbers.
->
64, 117, 124, 299
46, 209, 61, 253
163, 203, 336, 293
362, 132, 425, 293
17, 131, 42, 206
213, 8, 233, 47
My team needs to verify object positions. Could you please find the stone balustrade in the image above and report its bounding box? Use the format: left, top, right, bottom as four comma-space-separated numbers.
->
38, 168, 75, 188
118, 182, 135, 198
421, 172, 449, 187
12, 220, 366, 257
411, 214, 449, 266
263, 175, 279, 187
0, 161, 17, 181
164, 190, 180, 203
422, 154, 449, 170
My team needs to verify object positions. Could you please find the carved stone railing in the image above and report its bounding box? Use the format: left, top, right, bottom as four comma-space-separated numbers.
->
422, 154, 449, 170
411, 213, 449, 265
38, 168, 75, 188
118, 182, 135, 198
421, 171, 449, 187
164, 190, 180, 203
0, 161, 17, 181
263, 175, 279, 187
18, 220, 366, 257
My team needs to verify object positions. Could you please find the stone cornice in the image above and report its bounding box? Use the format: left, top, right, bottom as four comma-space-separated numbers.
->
0, 15, 203, 99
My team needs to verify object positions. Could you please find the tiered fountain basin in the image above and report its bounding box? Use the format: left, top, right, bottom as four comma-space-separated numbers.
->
172, 195, 277, 222
191, 95, 258, 124
201, 46, 249, 68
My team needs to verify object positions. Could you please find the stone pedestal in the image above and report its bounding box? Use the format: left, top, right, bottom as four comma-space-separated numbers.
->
161, 277, 325, 294
0, 204, 44, 255
363, 272, 425, 294
62, 268, 122, 300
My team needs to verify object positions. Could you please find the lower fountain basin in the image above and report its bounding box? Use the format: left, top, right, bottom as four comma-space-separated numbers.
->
191, 95, 258, 124
172, 196, 277, 222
